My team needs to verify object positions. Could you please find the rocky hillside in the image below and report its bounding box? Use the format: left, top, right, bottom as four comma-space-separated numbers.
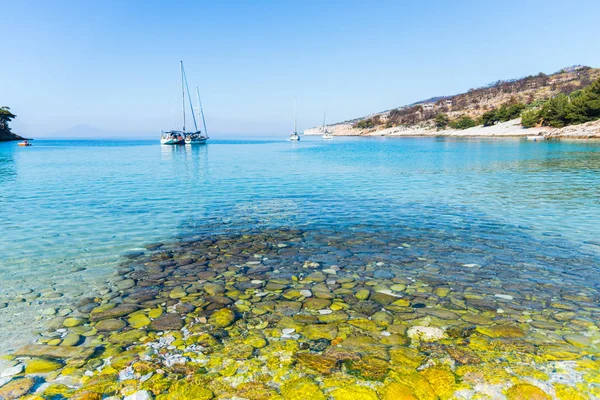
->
0, 128, 27, 141
305, 65, 600, 136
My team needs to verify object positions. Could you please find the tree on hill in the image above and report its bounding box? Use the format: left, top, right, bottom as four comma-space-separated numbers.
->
450, 116, 477, 130
434, 113, 450, 130
0, 106, 16, 131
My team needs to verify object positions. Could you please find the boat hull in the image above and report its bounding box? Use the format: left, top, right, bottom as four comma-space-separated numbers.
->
160, 138, 184, 145
185, 137, 208, 144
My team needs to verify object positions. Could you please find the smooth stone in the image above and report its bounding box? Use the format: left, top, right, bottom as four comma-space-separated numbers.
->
63, 317, 86, 327
148, 313, 184, 331
108, 329, 147, 345
303, 298, 332, 310
13, 344, 94, 360
128, 313, 151, 329
506, 383, 550, 400
476, 325, 525, 338
0, 377, 35, 399
124, 390, 153, 400
90, 304, 139, 321
95, 319, 127, 332
563, 334, 592, 348
355, 289, 370, 300
25, 359, 63, 374
407, 326, 447, 342
373, 270, 395, 279
494, 294, 514, 301
60, 333, 83, 347
303, 324, 338, 340
208, 308, 236, 328
204, 283, 224, 295
0, 365, 23, 378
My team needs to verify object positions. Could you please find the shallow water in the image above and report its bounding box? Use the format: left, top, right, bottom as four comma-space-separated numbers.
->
0, 137, 599, 398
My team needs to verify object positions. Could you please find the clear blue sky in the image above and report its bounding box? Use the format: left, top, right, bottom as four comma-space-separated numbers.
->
2, 0, 600, 137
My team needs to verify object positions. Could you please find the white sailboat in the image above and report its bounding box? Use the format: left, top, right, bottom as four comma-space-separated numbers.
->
186, 87, 209, 144
161, 61, 208, 145
289, 97, 300, 141
321, 111, 333, 139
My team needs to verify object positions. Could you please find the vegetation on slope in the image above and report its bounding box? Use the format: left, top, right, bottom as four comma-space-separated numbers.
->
0, 106, 16, 132
520, 77, 600, 128
0, 106, 26, 141
347, 66, 600, 132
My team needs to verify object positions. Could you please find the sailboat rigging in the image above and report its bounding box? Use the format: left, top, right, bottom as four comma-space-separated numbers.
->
161, 61, 209, 145
289, 97, 300, 141
321, 110, 333, 139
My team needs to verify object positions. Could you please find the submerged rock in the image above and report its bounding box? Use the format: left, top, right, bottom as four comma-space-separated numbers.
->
505, 383, 550, 400
0, 377, 35, 399
208, 308, 236, 328
407, 326, 446, 342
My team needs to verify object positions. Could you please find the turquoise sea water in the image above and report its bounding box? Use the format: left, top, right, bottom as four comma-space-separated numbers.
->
0, 137, 599, 353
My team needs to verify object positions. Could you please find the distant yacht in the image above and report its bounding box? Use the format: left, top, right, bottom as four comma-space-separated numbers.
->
289, 97, 300, 141
161, 61, 208, 145
321, 111, 333, 139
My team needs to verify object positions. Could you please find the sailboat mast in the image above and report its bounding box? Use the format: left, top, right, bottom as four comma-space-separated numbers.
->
182, 63, 198, 132
294, 97, 297, 134
322, 110, 326, 130
180, 61, 186, 132
197, 87, 208, 137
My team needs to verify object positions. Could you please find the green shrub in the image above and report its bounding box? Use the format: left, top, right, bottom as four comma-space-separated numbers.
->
434, 113, 450, 130
521, 109, 541, 128
450, 116, 477, 130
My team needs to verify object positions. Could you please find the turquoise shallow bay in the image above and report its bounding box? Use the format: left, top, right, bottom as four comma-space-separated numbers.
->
0, 137, 599, 398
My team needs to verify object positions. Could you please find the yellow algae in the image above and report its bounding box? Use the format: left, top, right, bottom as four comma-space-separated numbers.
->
387, 371, 436, 400
554, 383, 588, 400
280, 377, 326, 400
162, 379, 214, 400
389, 347, 425, 369
329, 385, 380, 400
25, 358, 63, 373
505, 383, 550, 400
128, 312, 151, 328
420, 365, 459, 399
476, 325, 526, 338
379, 382, 418, 400
510, 364, 549, 381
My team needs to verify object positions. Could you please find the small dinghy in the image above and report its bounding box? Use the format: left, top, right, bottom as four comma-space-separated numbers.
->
18, 140, 32, 147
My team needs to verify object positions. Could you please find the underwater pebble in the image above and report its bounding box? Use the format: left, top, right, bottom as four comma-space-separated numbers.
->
495, 294, 514, 300
41, 307, 57, 316
124, 390, 153, 400
318, 309, 332, 315
0, 377, 11, 388
300, 290, 312, 297
407, 326, 446, 342
0, 364, 23, 378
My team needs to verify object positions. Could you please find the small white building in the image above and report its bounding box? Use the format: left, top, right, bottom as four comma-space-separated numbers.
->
422, 103, 435, 110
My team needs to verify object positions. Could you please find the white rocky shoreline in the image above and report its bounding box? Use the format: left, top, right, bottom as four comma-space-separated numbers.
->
304, 118, 600, 140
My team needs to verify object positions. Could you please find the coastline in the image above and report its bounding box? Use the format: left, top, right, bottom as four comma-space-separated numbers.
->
304, 118, 600, 140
